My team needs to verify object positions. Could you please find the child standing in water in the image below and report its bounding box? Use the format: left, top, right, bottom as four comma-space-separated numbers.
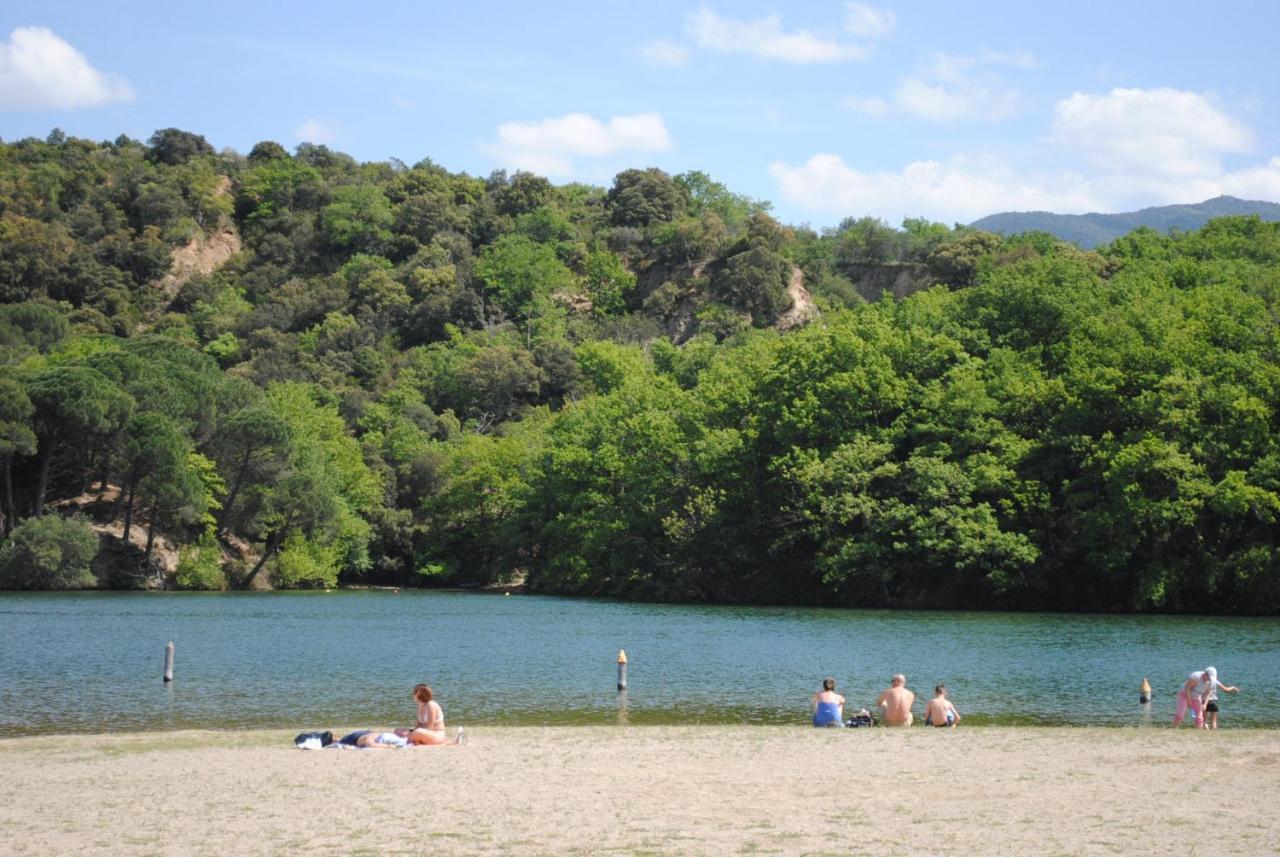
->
1202, 667, 1239, 730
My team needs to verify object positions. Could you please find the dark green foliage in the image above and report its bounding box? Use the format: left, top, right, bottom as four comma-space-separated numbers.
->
147, 129, 215, 166
0, 515, 99, 589
607, 168, 690, 228
711, 244, 792, 326
1, 129, 1277, 612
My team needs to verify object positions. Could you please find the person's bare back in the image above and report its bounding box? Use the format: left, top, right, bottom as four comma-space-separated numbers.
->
924, 692, 959, 728
876, 674, 915, 726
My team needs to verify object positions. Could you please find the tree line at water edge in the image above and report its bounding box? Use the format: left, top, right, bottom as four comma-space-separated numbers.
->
1, 129, 1278, 614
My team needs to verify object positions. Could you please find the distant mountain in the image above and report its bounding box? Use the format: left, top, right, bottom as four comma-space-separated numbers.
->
970, 196, 1280, 249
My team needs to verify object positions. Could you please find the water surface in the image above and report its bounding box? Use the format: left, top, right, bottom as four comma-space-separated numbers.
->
1, 591, 1276, 735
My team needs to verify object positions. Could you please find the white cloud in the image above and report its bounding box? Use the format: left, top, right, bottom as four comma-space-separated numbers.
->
1220, 157, 1280, 200
844, 3, 896, 39
842, 95, 890, 117
0, 26, 134, 109
770, 153, 1101, 224
636, 38, 689, 68
295, 118, 338, 145
893, 50, 1034, 122
777, 85, 1280, 223
486, 112, 673, 176
1051, 87, 1255, 179
686, 7, 869, 63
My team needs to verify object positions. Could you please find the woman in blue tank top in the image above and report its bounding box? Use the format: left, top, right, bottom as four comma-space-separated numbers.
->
812, 677, 845, 727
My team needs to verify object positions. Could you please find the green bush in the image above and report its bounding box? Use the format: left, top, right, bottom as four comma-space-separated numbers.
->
174, 536, 227, 590
273, 535, 339, 588
0, 516, 99, 590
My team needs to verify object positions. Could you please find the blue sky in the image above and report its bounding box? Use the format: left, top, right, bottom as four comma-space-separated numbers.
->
3, 1, 1279, 226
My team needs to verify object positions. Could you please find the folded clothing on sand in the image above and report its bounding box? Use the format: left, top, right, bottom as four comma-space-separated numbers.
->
294, 731, 334, 749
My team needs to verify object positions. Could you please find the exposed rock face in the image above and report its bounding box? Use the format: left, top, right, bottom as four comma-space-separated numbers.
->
155, 223, 242, 300
775, 266, 818, 331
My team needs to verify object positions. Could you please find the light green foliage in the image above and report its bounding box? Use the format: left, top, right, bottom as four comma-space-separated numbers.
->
175, 535, 226, 590
237, 157, 323, 219
580, 250, 635, 316
574, 340, 651, 394
2, 131, 1279, 611
244, 383, 381, 584
0, 515, 98, 589
418, 416, 548, 583
676, 170, 769, 236
273, 534, 340, 588
321, 185, 394, 252
474, 234, 577, 320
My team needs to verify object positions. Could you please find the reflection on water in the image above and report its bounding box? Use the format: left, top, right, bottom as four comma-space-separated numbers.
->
616, 689, 629, 727
0, 591, 1277, 735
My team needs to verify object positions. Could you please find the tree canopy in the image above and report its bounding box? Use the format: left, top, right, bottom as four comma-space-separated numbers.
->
0, 128, 1277, 613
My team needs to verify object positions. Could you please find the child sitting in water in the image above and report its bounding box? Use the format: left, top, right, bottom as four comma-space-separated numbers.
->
924, 684, 960, 728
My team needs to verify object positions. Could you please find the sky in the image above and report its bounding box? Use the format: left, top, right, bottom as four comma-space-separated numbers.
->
2, 1, 1279, 227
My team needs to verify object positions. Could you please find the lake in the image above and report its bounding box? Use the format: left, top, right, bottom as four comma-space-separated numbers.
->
1, 591, 1277, 735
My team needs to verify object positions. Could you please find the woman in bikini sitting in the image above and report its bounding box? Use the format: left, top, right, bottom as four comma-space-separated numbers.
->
409, 683, 450, 745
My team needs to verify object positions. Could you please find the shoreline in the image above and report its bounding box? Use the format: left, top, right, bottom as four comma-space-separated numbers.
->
3, 726, 1277, 855
1, 720, 1275, 740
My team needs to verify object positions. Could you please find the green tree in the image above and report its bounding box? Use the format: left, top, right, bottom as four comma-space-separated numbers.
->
580, 250, 636, 315
25, 366, 133, 517
607, 168, 690, 227
321, 185, 395, 253
0, 377, 37, 536
0, 515, 99, 590
474, 234, 577, 320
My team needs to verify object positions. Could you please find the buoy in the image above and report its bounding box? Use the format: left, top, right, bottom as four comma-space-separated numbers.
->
1139, 676, 1151, 704
163, 641, 174, 683
617, 649, 628, 691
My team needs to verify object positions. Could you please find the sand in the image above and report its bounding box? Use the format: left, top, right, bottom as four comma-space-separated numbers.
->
1, 726, 1277, 856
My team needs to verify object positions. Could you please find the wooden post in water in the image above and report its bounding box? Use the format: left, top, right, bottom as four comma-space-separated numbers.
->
617, 649, 627, 691
164, 641, 174, 683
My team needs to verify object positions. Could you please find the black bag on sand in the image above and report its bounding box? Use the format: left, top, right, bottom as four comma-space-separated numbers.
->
846, 711, 877, 728
294, 731, 334, 748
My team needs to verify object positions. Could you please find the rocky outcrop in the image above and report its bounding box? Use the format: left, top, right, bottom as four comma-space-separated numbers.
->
155, 222, 242, 301
775, 267, 818, 331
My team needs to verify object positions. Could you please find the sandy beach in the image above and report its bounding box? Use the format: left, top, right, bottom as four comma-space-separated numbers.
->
2, 726, 1277, 856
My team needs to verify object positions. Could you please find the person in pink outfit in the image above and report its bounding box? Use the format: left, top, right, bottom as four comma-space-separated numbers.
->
1173, 667, 1236, 728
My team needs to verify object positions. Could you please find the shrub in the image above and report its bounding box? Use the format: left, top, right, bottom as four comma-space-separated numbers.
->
175, 536, 227, 590
0, 516, 99, 590
273, 535, 339, 588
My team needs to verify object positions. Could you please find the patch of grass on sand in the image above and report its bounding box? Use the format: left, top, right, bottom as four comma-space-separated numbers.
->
94, 731, 283, 756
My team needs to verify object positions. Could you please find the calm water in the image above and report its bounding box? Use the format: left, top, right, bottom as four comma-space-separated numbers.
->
1, 591, 1277, 735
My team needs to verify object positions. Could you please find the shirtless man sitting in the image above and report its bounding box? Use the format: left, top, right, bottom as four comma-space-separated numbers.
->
875, 674, 916, 726
924, 684, 960, 728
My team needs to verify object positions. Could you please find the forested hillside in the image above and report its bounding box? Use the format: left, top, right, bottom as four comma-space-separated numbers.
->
971, 195, 1280, 248
2, 129, 1278, 614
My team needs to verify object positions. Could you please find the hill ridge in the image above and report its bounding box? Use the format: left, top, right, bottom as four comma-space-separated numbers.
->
970, 195, 1280, 248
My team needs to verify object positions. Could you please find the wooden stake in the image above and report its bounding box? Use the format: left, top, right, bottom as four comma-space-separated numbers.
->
164, 641, 174, 683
